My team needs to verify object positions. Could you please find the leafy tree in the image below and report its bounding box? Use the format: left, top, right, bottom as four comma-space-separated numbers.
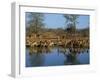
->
26, 12, 44, 35
64, 14, 79, 33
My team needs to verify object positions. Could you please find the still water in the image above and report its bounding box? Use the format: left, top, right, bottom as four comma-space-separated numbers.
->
26, 47, 89, 67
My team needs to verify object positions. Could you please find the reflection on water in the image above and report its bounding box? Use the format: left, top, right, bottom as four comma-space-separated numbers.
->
26, 47, 89, 67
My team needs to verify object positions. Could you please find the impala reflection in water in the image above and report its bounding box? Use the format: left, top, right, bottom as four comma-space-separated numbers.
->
26, 47, 89, 67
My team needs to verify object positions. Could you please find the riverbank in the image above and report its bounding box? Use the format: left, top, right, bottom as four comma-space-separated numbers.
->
26, 36, 89, 48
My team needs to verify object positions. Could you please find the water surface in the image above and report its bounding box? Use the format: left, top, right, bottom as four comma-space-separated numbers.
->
26, 47, 89, 67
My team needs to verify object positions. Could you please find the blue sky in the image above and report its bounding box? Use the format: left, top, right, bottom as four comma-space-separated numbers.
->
44, 13, 89, 29
26, 12, 89, 29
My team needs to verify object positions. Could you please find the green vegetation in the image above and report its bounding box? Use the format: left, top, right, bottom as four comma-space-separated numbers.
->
26, 13, 44, 36
64, 14, 79, 33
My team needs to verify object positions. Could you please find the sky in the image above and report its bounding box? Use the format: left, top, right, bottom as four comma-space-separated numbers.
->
26, 12, 89, 29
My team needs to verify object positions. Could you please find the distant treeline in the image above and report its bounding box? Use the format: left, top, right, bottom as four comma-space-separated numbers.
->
26, 12, 89, 38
